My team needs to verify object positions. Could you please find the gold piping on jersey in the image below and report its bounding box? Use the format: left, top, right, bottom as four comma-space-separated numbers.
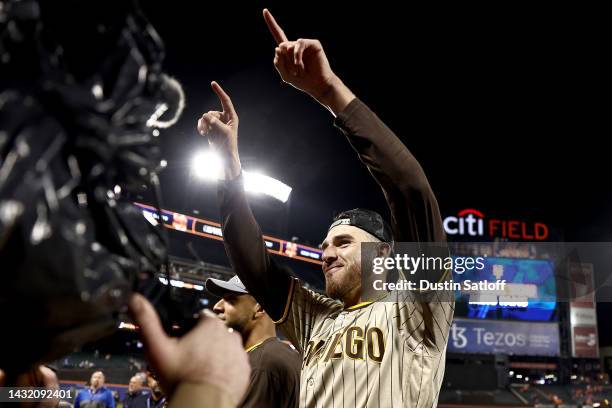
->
344, 292, 389, 311
272, 277, 296, 325
344, 300, 374, 311
245, 340, 265, 353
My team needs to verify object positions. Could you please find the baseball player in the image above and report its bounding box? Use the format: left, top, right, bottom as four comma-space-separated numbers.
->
206, 275, 302, 408
197, 9, 454, 407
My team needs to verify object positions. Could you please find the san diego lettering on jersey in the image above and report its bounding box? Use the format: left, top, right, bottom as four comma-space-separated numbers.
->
303, 325, 386, 368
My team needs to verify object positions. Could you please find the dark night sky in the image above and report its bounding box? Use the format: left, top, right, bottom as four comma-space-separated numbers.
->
140, 1, 610, 243
136, 2, 611, 342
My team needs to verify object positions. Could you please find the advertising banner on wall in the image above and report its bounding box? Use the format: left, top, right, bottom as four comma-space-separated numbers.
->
448, 318, 560, 356
569, 262, 599, 358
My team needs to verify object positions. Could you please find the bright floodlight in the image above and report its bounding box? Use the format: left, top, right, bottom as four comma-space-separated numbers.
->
192, 150, 224, 180
191, 150, 292, 203
243, 171, 292, 203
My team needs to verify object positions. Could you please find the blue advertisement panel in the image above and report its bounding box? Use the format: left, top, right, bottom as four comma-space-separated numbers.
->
453, 257, 557, 321
448, 318, 560, 356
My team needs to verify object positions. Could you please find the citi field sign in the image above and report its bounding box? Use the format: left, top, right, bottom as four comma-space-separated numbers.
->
443, 209, 549, 241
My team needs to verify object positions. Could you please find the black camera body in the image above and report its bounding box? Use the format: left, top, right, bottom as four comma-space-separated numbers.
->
0, 0, 187, 373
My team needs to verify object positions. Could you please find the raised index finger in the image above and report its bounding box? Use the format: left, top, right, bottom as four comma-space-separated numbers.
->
263, 8, 288, 44
211, 81, 237, 119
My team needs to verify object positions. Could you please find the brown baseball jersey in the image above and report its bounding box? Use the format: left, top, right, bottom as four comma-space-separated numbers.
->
218, 98, 453, 407
275, 274, 453, 407
241, 337, 302, 408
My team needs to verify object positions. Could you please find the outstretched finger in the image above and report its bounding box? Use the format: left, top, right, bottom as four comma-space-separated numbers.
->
211, 81, 237, 120
263, 9, 288, 45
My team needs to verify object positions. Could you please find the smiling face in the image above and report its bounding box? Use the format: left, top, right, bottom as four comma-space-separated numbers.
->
321, 225, 381, 303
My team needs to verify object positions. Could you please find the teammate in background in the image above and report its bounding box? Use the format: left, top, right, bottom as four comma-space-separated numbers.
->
197, 8, 454, 407
206, 275, 301, 408
74, 371, 115, 408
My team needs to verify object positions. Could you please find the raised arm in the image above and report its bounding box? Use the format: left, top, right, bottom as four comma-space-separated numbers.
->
196, 82, 292, 320
263, 8, 354, 116
263, 9, 445, 242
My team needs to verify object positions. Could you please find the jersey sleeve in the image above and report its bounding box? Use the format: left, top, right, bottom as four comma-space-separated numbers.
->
217, 176, 293, 321
334, 98, 454, 354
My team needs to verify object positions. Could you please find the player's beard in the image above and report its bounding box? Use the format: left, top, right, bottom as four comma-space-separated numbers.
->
325, 260, 361, 302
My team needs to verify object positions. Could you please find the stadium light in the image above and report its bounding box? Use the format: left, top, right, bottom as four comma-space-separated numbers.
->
157, 276, 204, 291
191, 150, 292, 203
192, 150, 224, 181
243, 171, 292, 203
118, 322, 137, 330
